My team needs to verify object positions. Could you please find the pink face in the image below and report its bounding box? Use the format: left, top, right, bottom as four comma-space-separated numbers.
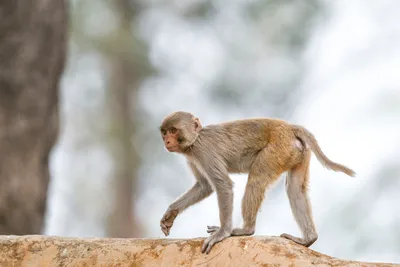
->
161, 127, 180, 152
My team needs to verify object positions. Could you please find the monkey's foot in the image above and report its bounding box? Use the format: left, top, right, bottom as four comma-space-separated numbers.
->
280, 233, 318, 247
207, 226, 254, 236
231, 227, 255, 236
202, 229, 230, 254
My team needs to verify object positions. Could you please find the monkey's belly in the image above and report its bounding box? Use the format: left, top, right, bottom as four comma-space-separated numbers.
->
226, 154, 256, 174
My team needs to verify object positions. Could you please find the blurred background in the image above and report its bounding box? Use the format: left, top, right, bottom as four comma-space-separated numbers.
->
0, 0, 399, 264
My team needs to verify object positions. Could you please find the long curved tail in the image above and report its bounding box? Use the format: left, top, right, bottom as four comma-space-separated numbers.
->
292, 125, 356, 177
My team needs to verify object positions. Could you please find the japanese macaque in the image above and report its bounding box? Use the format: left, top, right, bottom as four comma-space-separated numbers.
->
159, 111, 355, 254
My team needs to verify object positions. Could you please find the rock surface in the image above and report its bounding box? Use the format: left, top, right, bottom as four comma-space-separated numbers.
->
0, 235, 397, 266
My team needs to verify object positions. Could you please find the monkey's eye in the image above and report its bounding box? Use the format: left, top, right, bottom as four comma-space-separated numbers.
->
170, 127, 177, 134
161, 130, 167, 136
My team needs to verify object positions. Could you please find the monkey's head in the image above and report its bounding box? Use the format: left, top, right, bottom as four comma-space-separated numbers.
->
160, 111, 202, 153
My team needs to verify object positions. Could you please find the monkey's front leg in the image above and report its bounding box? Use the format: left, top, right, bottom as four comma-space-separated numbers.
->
201, 180, 233, 254
161, 181, 213, 236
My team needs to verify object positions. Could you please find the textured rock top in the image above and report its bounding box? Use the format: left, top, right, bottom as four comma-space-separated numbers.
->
0, 235, 397, 266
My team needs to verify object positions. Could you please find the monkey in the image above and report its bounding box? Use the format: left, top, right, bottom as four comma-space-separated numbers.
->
159, 111, 355, 254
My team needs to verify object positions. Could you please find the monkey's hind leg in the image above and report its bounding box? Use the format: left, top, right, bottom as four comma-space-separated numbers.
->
207, 147, 282, 237
280, 149, 318, 247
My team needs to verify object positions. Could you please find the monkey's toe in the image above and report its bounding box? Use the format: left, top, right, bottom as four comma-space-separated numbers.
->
281, 233, 305, 246
206, 225, 220, 235
202, 229, 230, 254
280, 233, 318, 247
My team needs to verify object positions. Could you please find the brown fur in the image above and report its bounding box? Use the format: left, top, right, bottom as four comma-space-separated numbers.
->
159, 111, 355, 254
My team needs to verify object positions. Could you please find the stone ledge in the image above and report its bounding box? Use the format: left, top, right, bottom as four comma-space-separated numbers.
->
0, 235, 397, 266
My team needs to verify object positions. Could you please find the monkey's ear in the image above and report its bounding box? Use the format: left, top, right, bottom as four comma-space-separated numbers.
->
194, 117, 202, 132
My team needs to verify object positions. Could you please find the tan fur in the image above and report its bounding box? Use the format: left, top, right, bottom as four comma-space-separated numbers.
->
159, 111, 355, 254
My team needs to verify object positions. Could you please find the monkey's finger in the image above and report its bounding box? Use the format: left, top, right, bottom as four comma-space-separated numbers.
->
160, 221, 166, 228
162, 229, 170, 236
160, 223, 170, 236
161, 219, 173, 228
205, 239, 217, 254
161, 226, 167, 236
164, 221, 174, 227
161, 214, 170, 222
201, 236, 212, 253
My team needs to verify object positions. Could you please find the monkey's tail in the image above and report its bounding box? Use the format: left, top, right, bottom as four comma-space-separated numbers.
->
292, 125, 356, 177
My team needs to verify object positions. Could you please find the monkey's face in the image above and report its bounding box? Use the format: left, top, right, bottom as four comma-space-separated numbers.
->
160, 111, 203, 153
161, 127, 181, 152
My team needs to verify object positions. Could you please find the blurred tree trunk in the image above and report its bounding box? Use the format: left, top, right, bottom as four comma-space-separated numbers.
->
105, 60, 136, 238
104, 0, 140, 237
0, 1, 67, 234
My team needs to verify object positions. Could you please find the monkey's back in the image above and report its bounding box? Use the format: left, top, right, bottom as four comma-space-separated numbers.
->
218, 117, 291, 146
195, 118, 293, 174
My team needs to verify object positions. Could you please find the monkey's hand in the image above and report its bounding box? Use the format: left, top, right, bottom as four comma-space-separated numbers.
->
202, 228, 230, 254
160, 208, 179, 236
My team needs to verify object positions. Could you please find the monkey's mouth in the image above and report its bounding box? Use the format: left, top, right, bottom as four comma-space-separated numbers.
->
166, 145, 179, 152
